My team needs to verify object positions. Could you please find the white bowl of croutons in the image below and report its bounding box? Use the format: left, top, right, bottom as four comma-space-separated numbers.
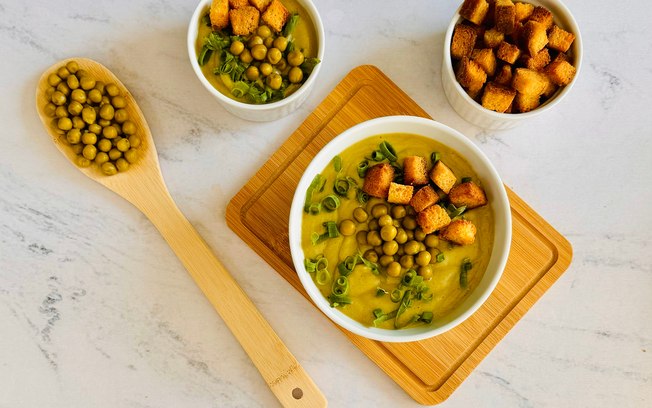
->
288, 116, 512, 342
187, 0, 324, 122
442, 0, 582, 129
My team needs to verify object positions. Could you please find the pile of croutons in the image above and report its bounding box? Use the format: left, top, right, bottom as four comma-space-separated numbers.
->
451, 0, 577, 113
362, 156, 488, 246
211, 0, 289, 35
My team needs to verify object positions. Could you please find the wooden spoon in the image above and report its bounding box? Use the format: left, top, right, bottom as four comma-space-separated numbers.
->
36, 58, 326, 408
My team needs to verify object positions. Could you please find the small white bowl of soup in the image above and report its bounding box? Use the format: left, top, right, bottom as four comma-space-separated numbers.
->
288, 116, 511, 342
187, 0, 324, 122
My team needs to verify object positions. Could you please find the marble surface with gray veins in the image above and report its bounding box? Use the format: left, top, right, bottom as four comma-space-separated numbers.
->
1, 0, 650, 407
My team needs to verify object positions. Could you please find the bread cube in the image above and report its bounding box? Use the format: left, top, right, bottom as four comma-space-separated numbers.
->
521, 48, 550, 71
210, 0, 230, 29
229, 0, 249, 9
451, 24, 478, 59
541, 72, 558, 97
483, 28, 505, 48
512, 68, 548, 95
471, 48, 497, 76
548, 25, 575, 52
440, 219, 477, 245
387, 183, 414, 205
495, 0, 516, 34
456, 57, 487, 93
529, 6, 553, 29
494, 64, 512, 85
410, 185, 439, 213
448, 181, 488, 209
229, 6, 260, 35
430, 161, 457, 194
522, 21, 548, 56
514, 92, 540, 112
481, 82, 516, 113
496, 41, 521, 64
514, 2, 534, 22
460, 0, 490, 25
417, 205, 451, 234
261, 0, 289, 32
403, 156, 429, 185
249, 0, 272, 12
362, 163, 395, 198
510, 21, 525, 43
545, 58, 576, 85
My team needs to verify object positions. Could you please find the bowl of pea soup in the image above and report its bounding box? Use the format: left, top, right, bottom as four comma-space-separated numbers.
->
187, 0, 324, 121
288, 116, 511, 342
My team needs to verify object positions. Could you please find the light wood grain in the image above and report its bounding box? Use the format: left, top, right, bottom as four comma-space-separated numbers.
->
36, 58, 326, 408
226, 65, 573, 405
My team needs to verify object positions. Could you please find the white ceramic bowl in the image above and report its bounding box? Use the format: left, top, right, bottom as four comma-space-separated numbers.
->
442, 0, 583, 130
288, 116, 512, 342
187, 0, 325, 122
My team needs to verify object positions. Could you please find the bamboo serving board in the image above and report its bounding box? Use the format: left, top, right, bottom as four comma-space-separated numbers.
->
226, 65, 573, 405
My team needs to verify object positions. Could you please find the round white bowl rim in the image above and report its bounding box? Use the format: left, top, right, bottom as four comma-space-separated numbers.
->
288, 116, 512, 342
186, 0, 325, 112
442, 0, 583, 122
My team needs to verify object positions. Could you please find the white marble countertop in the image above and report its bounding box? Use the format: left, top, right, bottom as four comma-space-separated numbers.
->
1, 0, 650, 406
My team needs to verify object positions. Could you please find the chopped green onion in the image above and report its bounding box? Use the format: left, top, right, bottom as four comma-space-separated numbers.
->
376, 288, 387, 297
337, 255, 358, 277
436, 252, 445, 263
460, 258, 473, 288
311, 221, 340, 245
328, 293, 352, 307
356, 188, 369, 204
402, 270, 417, 286
372, 309, 397, 327
304, 258, 317, 273
391, 163, 404, 184
300, 57, 321, 74
373, 308, 384, 319
461, 177, 472, 183
333, 155, 342, 172
431, 152, 441, 164
282, 13, 300, 37
420, 311, 433, 324
379, 141, 397, 162
321, 195, 340, 212
394, 289, 413, 329
358, 254, 380, 275
197, 45, 213, 66
390, 289, 402, 303
201, 12, 211, 26
333, 177, 351, 197
316, 268, 331, 285
370, 150, 385, 161
231, 81, 249, 98
308, 203, 321, 214
357, 160, 369, 178
304, 174, 322, 213
447, 203, 467, 218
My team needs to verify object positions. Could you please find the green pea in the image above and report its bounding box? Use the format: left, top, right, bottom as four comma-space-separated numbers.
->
288, 67, 303, 84
378, 214, 393, 227
95, 152, 109, 165
45, 87, 56, 100
114, 109, 128, 123
54, 106, 68, 118
415, 228, 426, 241
79, 76, 96, 90
371, 204, 388, 218
127, 135, 141, 148
48, 73, 62, 87
56, 82, 70, 96
257, 25, 272, 38
267, 47, 282, 64
66, 74, 79, 90
103, 125, 118, 139
67, 101, 83, 116
364, 250, 378, 263
400, 255, 414, 269
106, 83, 120, 97
368, 219, 379, 231
367, 231, 382, 247
44, 103, 57, 117
425, 235, 439, 248
51, 91, 66, 106
101, 162, 117, 176
98, 118, 111, 127
264, 36, 274, 48
248, 35, 263, 48
356, 230, 367, 245
57, 66, 70, 79
71, 143, 83, 155
115, 158, 129, 172
81, 132, 97, 145
418, 265, 433, 280
353, 207, 368, 223
266, 73, 282, 90
395, 228, 408, 244
379, 255, 394, 267
339, 219, 356, 236
116, 137, 130, 152
245, 66, 260, 81
259, 62, 273, 77
416, 251, 432, 266
108, 148, 122, 160
124, 148, 139, 163
112, 96, 126, 109
88, 123, 102, 134
382, 240, 399, 256
97, 138, 111, 152
81, 106, 96, 124
391, 205, 406, 219
380, 225, 398, 241
65, 61, 79, 74
82, 144, 97, 160
77, 156, 91, 167
122, 121, 136, 135
88, 89, 102, 103
229, 40, 245, 55
99, 104, 115, 120
57, 117, 73, 131
66, 128, 82, 144
94, 81, 105, 95
287, 50, 304, 67
402, 216, 417, 230
251, 44, 268, 61
273, 36, 288, 52
239, 49, 253, 64
72, 116, 85, 129
386, 261, 401, 277
404, 240, 420, 255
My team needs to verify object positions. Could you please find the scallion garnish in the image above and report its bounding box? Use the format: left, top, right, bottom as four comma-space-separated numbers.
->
311, 221, 340, 245
379, 141, 397, 162
357, 160, 369, 178
304, 174, 322, 213
461, 177, 472, 183
431, 152, 441, 164
419, 311, 433, 324
447, 203, 467, 218
390, 289, 402, 303
436, 252, 445, 263
320, 195, 340, 212
376, 288, 388, 297
356, 188, 369, 204
460, 258, 473, 288
333, 155, 342, 172
337, 255, 358, 277
282, 13, 300, 37
370, 150, 385, 161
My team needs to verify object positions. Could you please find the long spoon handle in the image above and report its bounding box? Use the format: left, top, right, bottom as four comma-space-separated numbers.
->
131, 181, 326, 408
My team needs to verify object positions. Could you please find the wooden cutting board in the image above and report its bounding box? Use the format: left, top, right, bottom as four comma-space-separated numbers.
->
226, 65, 573, 405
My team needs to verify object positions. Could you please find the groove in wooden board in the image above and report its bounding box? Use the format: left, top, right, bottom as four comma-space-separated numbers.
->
226, 65, 573, 405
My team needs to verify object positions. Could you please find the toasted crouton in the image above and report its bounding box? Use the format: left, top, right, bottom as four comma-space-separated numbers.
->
460, 0, 490, 25
496, 41, 521, 64
483, 28, 505, 48
440, 219, 477, 245
471, 48, 497, 76
388, 183, 414, 205
481, 82, 516, 112
229, 0, 249, 9
522, 20, 548, 56
548, 25, 575, 52
511, 21, 525, 43
451, 24, 478, 59
514, 92, 540, 112
430, 161, 457, 194
512, 68, 548, 95
417, 205, 451, 234
229, 6, 260, 35
494, 64, 512, 85
448, 181, 488, 209
210, 0, 230, 30
249, 0, 272, 12
456, 57, 487, 93
261, 0, 289, 32
528, 6, 553, 29
403, 156, 429, 185
410, 185, 439, 213
495, 0, 516, 34
541, 71, 558, 97
362, 163, 395, 198
544, 58, 576, 86
521, 48, 550, 70
514, 2, 534, 22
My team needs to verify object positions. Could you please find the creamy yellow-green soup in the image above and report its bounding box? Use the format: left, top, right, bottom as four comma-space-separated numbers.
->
301, 134, 494, 329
